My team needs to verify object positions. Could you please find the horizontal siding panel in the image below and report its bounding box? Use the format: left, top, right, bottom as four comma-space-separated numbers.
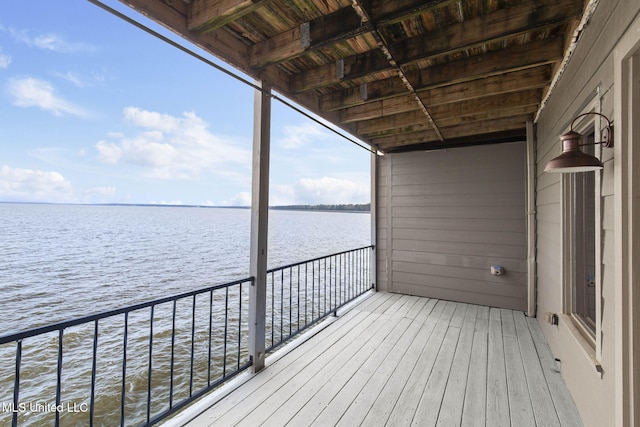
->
393, 239, 527, 259
392, 261, 526, 285
392, 180, 524, 197
391, 165, 524, 183
392, 205, 524, 220
536, 182, 561, 206
536, 204, 561, 224
392, 217, 524, 233
391, 193, 525, 208
393, 228, 526, 246
536, 220, 562, 245
392, 249, 527, 272
390, 142, 524, 167
392, 271, 526, 299
393, 283, 526, 311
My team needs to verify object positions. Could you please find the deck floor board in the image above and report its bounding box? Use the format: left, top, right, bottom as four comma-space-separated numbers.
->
185, 293, 583, 427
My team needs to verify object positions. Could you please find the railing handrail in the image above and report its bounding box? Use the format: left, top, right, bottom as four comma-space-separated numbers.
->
267, 244, 374, 273
0, 276, 254, 344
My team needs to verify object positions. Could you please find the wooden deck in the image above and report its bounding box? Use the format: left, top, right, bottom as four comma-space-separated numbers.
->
177, 292, 583, 427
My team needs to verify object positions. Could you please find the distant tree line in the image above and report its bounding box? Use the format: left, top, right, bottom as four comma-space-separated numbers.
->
271, 203, 370, 212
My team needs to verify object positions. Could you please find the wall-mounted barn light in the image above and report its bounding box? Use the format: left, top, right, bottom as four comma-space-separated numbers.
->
544, 112, 614, 173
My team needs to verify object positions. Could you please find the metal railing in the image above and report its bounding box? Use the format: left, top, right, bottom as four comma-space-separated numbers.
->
265, 245, 374, 352
0, 278, 252, 427
0, 246, 374, 426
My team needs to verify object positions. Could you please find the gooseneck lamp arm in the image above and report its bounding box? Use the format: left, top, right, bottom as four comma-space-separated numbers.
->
544, 111, 614, 173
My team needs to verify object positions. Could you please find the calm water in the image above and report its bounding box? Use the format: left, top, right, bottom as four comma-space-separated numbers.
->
0, 203, 370, 426
0, 203, 370, 332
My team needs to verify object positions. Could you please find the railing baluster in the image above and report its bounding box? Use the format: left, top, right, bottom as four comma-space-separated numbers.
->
90, 320, 98, 427
189, 295, 196, 397
209, 289, 215, 384
311, 261, 315, 322
238, 282, 243, 371
280, 269, 284, 343
169, 300, 176, 409
289, 267, 293, 336
223, 287, 229, 378
305, 263, 308, 326
323, 257, 326, 315
330, 256, 334, 315
55, 329, 63, 427
336, 254, 340, 307
147, 305, 154, 423
270, 271, 275, 348
297, 265, 300, 332
12, 340, 22, 427
120, 312, 128, 427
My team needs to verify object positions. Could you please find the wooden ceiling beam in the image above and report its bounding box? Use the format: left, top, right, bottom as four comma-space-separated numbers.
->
392, 0, 582, 66
363, 104, 538, 139
419, 66, 550, 106
380, 129, 528, 153
291, 49, 392, 93
340, 66, 550, 123
355, 89, 540, 135
188, 0, 267, 34
321, 37, 563, 110
440, 115, 532, 140
249, 6, 366, 68
374, 115, 531, 149
429, 89, 541, 120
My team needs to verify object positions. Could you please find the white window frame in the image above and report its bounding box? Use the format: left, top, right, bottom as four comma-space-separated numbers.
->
561, 96, 603, 361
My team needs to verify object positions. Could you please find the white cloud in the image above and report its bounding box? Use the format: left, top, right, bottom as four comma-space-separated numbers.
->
271, 176, 370, 205
278, 123, 327, 149
95, 140, 122, 164
7, 77, 90, 117
0, 165, 74, 202
221, 192, 251, 207
0, 47, 11, 69
96, 107, 251, 180
56, 70, 106, 88
124, 106, 180, 133
7, 28, 96, 54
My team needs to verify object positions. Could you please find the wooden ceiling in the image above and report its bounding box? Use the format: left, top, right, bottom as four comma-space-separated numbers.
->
119, 0, 586, 153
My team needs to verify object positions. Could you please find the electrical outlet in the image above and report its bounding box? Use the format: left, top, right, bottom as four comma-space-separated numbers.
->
490, 265, 505, 276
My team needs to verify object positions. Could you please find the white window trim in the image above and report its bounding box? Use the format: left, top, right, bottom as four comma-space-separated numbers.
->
560, 95, 603, 363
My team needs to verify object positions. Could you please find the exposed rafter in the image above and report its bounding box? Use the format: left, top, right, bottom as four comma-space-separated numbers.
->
350, 0, 443, 141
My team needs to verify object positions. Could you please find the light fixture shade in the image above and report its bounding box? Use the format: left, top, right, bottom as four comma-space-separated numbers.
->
544, 130, 603, 173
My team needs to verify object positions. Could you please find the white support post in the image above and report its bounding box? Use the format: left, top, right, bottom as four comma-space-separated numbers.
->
526, 120, 537, 317
249, 80, 271, 373
370, 151, 377, 290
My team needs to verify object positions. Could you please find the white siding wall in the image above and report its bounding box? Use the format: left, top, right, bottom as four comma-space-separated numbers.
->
376, 142, 527, 311
535, 1, 640, 426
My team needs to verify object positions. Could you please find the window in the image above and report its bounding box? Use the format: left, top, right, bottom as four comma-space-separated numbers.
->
563, 123, 600, 346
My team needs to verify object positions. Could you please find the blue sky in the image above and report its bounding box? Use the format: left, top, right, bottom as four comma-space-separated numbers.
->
0, 0, 371, 206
